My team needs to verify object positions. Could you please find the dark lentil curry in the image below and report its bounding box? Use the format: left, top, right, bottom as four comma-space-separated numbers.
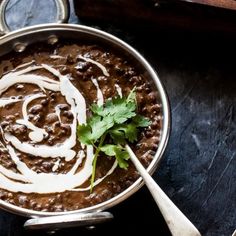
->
0, 42, 161, 212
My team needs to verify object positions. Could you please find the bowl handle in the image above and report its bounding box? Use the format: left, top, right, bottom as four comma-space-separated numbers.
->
0, 0, 70, 36
24, 211, 114, 231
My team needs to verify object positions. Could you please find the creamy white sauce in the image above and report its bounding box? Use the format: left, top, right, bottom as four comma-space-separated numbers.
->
0, 97, 22, 107
71, 160, 118, 192
52, 159, 60, 172
50, 55, 65, 59
91, 78, 104, 106
78, 55, 110, 76
0, 58, 118, 194
16, 93, 47, 142
14, 60, 35, 70
0, 165, 30, 182
0, 126, 7, 144
0, 140, 6, 150
0, 73, 60, 95
115, 84, 123, 97
5, 133, 76, 161
68, 150, 85, 175
55, 105, 62, 123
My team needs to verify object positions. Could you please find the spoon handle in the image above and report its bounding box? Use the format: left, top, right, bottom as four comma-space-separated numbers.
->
125, 145, 201, 236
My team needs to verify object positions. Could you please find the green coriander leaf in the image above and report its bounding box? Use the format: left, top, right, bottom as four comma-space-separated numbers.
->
77, 87, 152, 192
91, 95, 137, 124
109, 128, 126, 145
132, 115, 151, 127
109, 123, 138, 143
123, 123, 138, 142
114, 147, 130, 169
89, 115, 114, 142
108, 97, 134, 118
100, 145, 130, 169
113, 109, 136, 124
112, 97, 136, 124
102, 98, 120, 116
100, 144, 117, 156
77, 124, 93, 145
90, 103, 103, 116
90, 133, 107, 192
91, 98, 122, 117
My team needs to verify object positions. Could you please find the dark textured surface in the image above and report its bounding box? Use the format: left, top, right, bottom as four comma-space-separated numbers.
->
74, 0, 236, 33
0, 0, 235, 235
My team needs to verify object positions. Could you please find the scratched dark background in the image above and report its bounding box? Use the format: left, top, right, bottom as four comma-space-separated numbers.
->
0, 0, 235, 236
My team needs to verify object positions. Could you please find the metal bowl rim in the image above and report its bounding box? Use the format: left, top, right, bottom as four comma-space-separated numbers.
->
0, 23, 171, 218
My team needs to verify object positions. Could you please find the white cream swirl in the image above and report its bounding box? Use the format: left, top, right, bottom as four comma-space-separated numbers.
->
0, 60, 117, 194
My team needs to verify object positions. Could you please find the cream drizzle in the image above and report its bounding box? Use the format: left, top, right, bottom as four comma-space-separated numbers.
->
50, 55, 65, 59
14, 60, 35, 70
55, 105, 62, 123
91, 78, 104, 106
5, 133, 76, 161
52, 159, 60, 172
78, 55, 110, 76
115, 84, 122, 97
16, 93, 47, 142
0, 72, 60, 95
71, 160, 118, 192
0, 97, 22, 107
0, 57, 118, 194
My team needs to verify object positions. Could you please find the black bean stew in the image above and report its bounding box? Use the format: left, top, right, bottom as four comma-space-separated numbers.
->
0, 41, 161, 212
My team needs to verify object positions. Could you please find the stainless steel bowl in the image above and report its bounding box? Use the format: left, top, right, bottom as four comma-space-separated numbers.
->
0, 1, 170, 229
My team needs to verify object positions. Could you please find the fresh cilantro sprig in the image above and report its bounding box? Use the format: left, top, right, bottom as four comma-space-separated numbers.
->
77, 88, 151, 191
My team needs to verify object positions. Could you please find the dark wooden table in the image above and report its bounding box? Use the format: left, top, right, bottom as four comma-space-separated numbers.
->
0, 0, 235, 235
